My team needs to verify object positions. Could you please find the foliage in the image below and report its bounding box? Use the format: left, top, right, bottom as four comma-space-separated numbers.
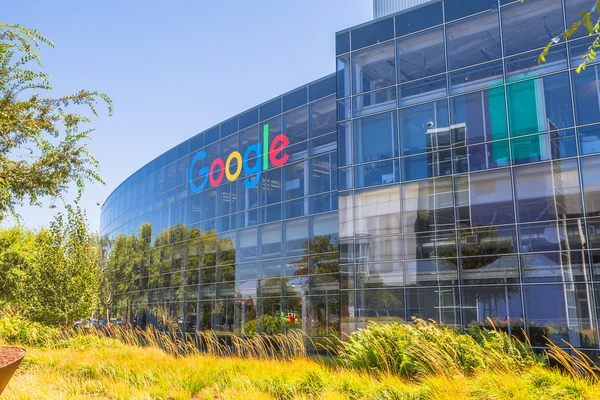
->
3, 325, 600, 399
0, 311, 61, 347
530, 0, 600, 72
0, 206, 101, 325
0, 22, 112, 220
337, 319, 539, 378
243, 315, 281, 335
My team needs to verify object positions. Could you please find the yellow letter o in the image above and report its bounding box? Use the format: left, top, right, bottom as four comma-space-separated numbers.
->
226, 151, 242, 181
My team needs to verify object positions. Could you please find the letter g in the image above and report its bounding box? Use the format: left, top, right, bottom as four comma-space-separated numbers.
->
189, 151, 209, 193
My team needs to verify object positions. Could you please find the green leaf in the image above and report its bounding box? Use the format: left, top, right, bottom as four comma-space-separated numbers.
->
538, 42, 552, 64
583, 12, 594, 35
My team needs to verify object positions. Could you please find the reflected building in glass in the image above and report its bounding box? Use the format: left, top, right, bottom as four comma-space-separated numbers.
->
102, 0, 600, 351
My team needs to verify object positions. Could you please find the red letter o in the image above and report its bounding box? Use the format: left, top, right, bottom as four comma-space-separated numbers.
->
209, 158, 225, 186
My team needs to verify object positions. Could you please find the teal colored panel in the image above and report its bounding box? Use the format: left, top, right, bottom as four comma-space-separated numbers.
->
488, 86, 508, 141
507, 79, 544, 137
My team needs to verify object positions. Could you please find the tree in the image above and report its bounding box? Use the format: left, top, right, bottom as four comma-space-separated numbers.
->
532, 0, 600, 71
0, 23, 112, 220
25, 206, 101, 325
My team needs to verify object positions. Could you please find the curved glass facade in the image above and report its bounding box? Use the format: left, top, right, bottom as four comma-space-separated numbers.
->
103, 0, 600, 349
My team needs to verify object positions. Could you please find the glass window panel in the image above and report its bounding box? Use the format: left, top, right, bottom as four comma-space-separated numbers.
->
396, 27, 445, 83
310, 192, 337, 215
354, 185, 402, 236
353, 87, 396, 118
310, 212, 338, 252
521, 251, 591, 283
501, 0, 564, 56
587, 217, 600, 249
446, 11, 501, 71
511, 130, 576, 164
507, 73, 574, 137
221, 118, 238, 138
351, 17, 394, 50
357, 262, 403, 289
238, 125, 259, 150
280, 83, 307, 111
353, 111, 398, 163
282, 198, 307, 219
258, 168, 281, 206
337, 98, 351, 121
518, 220, 586, 253
309, 75, 336, 102
399, 100, 450, 156
449, 60, 505, 95
452, 141, 511, 174
399, 74, 448, 106
454, 169, 515, 227
336, 32, 349, 55
284, 218, 309, 257
581, 155, 600, 216
339, 192, 354, 238
310, 153, 336, 195
505, 44, 568, 82
395, 1, 443, 37
524, 284, 597, 347
445, 0, 497, 22
514, 160, 583, 222
450, 88, 508, 146
352, 42, 396, 95
239, 108, 258, 130
259, 223, 281, 260
461, 255, 520, 284
337, 54, 351, 99
401, 153, 440, 181
406, 287, 460, 327
338, 122, 352, 167
355, 159, 399, 189
311, 96, 336, 140
402, 177, 454, 233
356, 235, 403, 263
578, 124, 600, 155
282, 105, 308, 143
260, 260, 282, 279
459, 225, 517, 256
282, 161, 306, 201
462, 285, 524, 336
573, 65, 600, 125
355, 289, 405, 324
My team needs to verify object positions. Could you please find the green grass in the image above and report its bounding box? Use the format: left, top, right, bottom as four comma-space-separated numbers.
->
2, 316, 600, 399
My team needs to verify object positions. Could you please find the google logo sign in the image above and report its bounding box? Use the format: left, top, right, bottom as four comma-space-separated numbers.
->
189, 124, 290, 192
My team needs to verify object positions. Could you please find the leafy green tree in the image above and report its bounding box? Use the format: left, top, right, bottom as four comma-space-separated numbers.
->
25, 206, 101, 325
0, 23, 112, 220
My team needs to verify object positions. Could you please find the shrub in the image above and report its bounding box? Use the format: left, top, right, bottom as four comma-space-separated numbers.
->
243, 315, 281, 335
0, 314, 61, 347
338, 319, 539, 378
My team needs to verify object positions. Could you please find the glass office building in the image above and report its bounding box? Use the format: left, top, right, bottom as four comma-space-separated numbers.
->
102, 0, 600, 350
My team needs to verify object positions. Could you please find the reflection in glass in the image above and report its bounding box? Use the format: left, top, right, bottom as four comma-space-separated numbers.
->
462, 286, 523, 337
524, 284, 597, 347
352, 42, 396, 95
514, 160, 582, 222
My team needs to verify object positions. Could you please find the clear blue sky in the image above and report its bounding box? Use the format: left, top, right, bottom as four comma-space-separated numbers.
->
3, 0, 372, 232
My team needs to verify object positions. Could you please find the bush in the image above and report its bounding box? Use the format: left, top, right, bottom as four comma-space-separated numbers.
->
0, 314, 61, 347
338, 319, 539, 378
243, 315, 281, 335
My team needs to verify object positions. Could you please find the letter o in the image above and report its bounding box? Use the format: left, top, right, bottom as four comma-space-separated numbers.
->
225, 151, 242, 181
209, 158, 225, 187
